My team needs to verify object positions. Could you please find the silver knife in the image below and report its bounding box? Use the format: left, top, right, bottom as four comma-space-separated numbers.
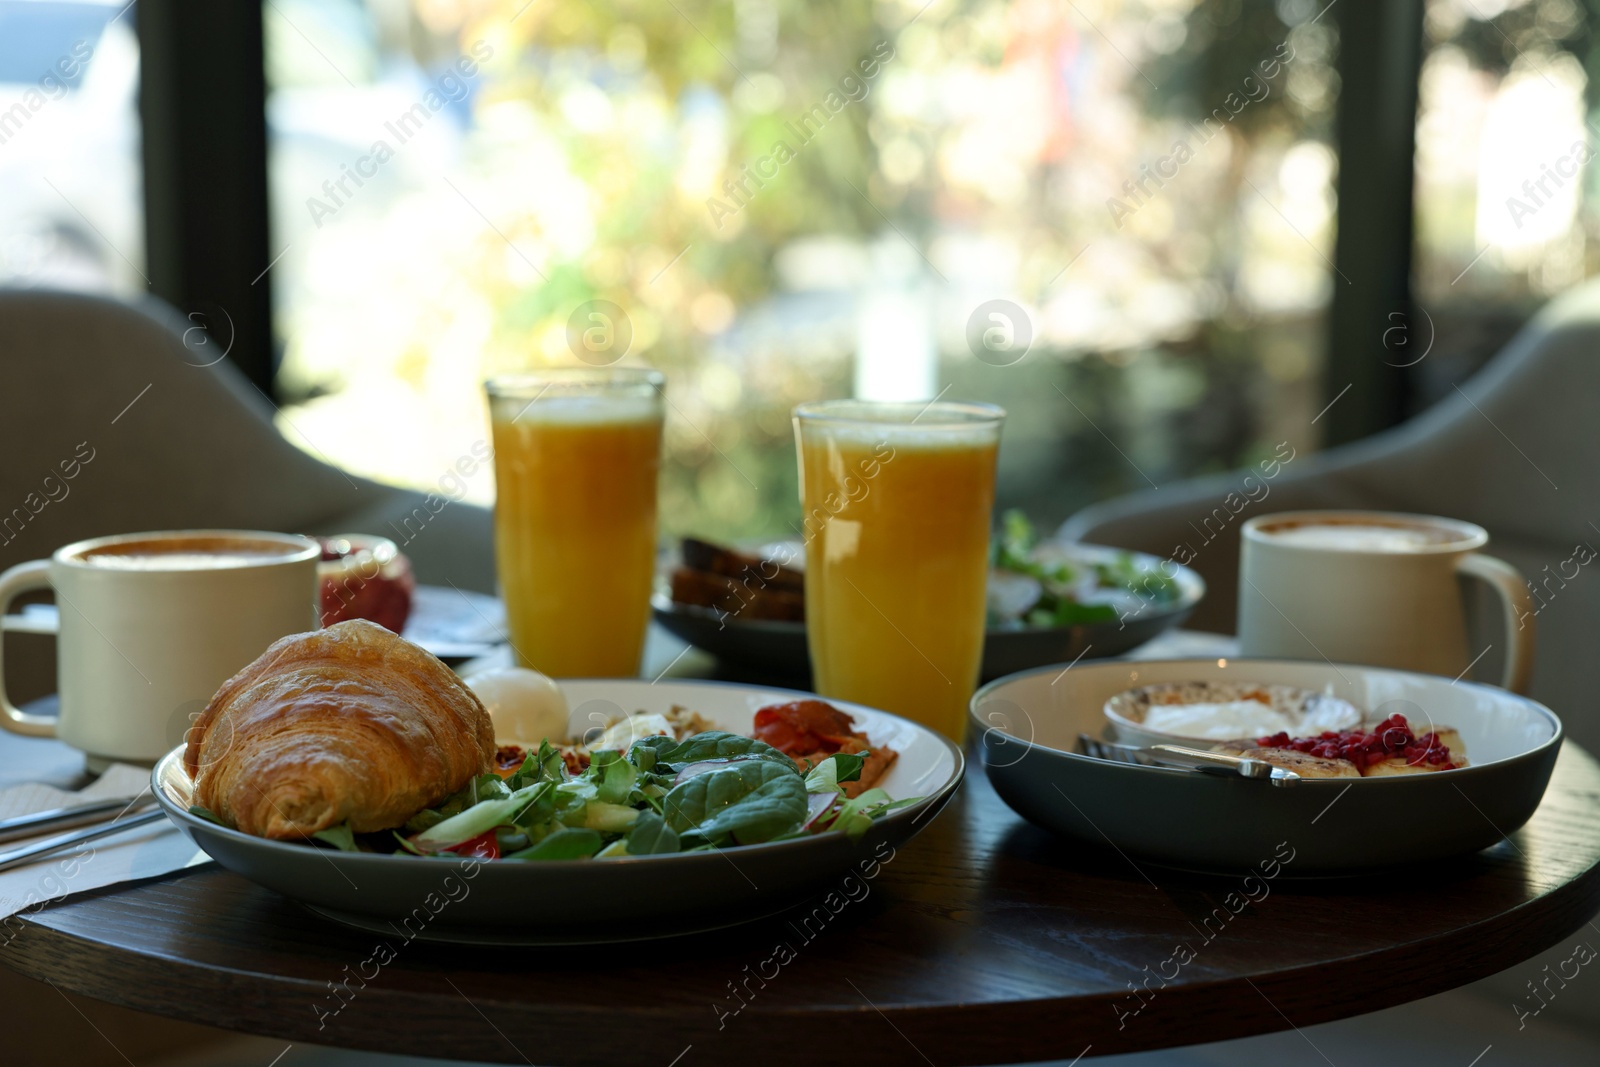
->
0, 809, 168, 874
1078, 734, 1300, 786
0, 795, 156, 844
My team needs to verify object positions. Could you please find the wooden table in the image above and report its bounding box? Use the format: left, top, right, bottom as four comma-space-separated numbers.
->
3, 632, 1600, 1064
5, 746, 1600, 1063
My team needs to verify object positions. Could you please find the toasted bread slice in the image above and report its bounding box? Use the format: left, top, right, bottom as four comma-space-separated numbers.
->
1367, 758, 1432, 776
1212, 743, 1360, 779
680, 538, 805, 593
1364, 724, 1468, 773
1428, 727, 1466, 755
1217, 721, 1468, 778
669, 566, 806, 622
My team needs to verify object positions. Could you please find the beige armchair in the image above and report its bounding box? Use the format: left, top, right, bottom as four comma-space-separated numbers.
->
0, 288, 496, 704
1064, 278, 1600, 756
1064, 279, 1600, 1046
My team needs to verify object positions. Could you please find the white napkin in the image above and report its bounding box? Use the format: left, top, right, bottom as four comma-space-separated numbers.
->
0, 763, 208, 922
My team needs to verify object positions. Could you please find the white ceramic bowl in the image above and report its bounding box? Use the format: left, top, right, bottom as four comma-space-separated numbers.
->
1103, 679, 1363, 747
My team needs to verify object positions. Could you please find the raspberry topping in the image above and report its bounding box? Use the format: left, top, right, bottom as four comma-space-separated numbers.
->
1257, 713, 1457, 772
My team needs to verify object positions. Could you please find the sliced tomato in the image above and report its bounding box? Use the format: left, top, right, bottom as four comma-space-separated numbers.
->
444, 829, 501, 860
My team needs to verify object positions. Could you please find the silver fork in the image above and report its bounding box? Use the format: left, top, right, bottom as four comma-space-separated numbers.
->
1077, 734, 1300, 787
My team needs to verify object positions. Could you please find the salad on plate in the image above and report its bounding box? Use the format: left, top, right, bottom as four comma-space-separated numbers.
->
194, 700, 919, 862
989, 510, 1182, 629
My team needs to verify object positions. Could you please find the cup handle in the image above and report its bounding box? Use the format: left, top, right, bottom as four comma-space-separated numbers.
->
1455, 552, 1535, 694
0, 559, 58, 737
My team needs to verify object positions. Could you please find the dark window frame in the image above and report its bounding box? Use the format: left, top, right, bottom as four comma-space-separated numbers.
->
138, 0, 275, 397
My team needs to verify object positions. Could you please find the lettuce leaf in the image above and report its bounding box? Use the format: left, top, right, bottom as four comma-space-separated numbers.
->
589, 749, 639, 805
575, 801, 640, 833
505, 827, 603, 861
820, 788, 922, 839
409, 782, 552, 851
803, 751, 867, 794
503, 740, 567, 791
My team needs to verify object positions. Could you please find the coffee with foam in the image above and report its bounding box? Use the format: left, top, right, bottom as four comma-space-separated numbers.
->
75, 536, 306, 571
1257, 521, 1454, 553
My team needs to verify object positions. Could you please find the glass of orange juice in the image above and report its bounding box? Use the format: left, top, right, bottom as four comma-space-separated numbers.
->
794, 399, 1004, 740
486, 369, 665, 677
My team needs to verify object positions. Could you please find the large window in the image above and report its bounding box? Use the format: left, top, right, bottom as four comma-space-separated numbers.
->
266, 0, 1341, 537
1413, 0, 1597, 403
0, 0, 142, 293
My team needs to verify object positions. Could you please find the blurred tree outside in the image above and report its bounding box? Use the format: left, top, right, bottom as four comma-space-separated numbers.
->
268, 0, 1344, 542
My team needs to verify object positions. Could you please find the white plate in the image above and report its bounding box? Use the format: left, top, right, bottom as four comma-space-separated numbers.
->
154, 680, 963, 943
973, 658, 1562, 874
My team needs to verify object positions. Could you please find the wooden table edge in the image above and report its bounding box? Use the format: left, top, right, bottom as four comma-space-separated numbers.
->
4, 848, 1599, 1066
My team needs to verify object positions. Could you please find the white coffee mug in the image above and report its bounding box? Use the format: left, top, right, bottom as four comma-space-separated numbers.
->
1237, 511, 1535, 692
0, 530, 321, 766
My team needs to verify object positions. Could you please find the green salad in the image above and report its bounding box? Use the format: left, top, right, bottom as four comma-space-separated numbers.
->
196, 731, 918, 860
991, 510, 1182, 628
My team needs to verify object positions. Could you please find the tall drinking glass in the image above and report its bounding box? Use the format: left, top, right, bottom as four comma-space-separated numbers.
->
486, 369, 665, 677
794, 400, 1004, 740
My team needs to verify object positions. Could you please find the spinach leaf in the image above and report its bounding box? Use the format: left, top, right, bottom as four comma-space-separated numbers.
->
188, 805, 224, 825
637, 731, 799, 775
505, 827, 603, 861
664, 760, 808, 845
625, 812, 681, 855
312, 822, 359, 852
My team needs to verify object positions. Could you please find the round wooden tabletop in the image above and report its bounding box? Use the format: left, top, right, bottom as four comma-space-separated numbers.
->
6, 741, 1600, 1065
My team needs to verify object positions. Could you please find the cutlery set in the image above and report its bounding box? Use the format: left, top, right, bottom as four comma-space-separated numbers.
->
1076, 734, 1301, 786
0, 795, 162, 873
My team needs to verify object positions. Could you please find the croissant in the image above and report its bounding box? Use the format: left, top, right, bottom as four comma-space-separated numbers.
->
184, 619, 496, 839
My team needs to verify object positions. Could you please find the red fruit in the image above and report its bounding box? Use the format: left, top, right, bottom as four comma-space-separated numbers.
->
1257, 712, 1456, 772
317, 536, 415, 633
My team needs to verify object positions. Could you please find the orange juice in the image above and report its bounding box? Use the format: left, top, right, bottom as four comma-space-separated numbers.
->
796, 401, 1003, 739
488, 372, 664, 677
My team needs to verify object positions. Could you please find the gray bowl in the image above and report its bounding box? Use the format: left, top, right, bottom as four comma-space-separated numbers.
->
971, 658, 1562, 875
155, 680, 964, 944
653, 543, 1204, 682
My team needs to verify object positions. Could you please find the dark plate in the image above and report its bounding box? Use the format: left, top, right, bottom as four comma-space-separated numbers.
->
971, 657, 1563, 875
153, 680, 963, 944
653, 543, 1204, 681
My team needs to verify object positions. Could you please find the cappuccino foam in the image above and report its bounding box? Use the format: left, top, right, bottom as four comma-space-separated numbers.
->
76, 537, 304, 570
1260, 523, 1448, 552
